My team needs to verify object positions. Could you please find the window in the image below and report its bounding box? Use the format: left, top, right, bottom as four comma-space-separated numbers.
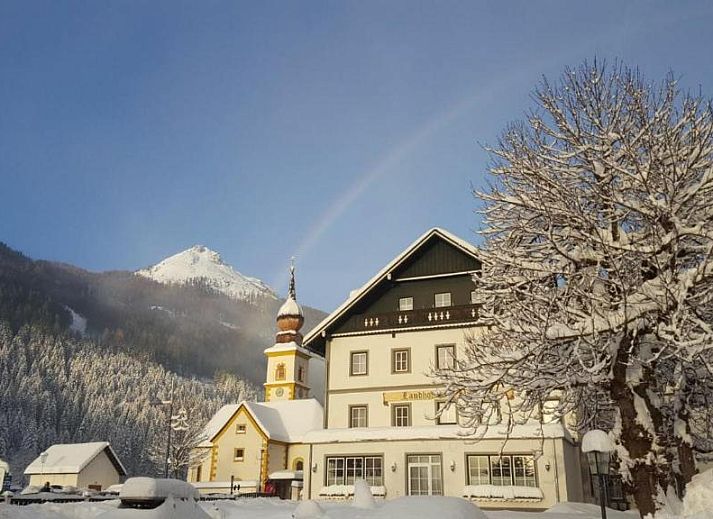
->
434, 292, 451, 307
466, 455, 537, 487
350, 405, 368, 428
350, 351, 368, 376
392, 349, 410, 373
298, 366, 305, 382
435, 401, 457, 425
436, 345, 455, 370
399, 297, 414, 311
470, 290, 478, 304
275, 363, 286, 381
236, 423, 246, 434
392, 404, 411, 427
512, 456, 537, 487
195, 465, 202, 482
326, 456, 383, 486
467, 456, 489, 486
407, 455, 442, 495
234, 448, 244, 462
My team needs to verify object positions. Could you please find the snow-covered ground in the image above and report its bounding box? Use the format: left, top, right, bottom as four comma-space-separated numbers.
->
0, 498, 640, 519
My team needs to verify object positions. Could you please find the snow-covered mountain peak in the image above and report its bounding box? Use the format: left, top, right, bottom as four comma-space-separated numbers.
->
136, 245, 277, 302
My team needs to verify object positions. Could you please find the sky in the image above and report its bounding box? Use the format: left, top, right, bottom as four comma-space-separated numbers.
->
2, 1, 713, 311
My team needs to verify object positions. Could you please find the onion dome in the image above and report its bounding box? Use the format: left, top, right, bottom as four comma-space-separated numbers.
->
276, 261, 304, 343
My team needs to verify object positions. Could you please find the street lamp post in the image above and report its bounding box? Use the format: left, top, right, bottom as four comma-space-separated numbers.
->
582, 430, 615, 519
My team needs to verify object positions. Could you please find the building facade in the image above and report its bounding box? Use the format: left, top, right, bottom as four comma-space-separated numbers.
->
24, 442, 126, 491
193, 228, 587, 510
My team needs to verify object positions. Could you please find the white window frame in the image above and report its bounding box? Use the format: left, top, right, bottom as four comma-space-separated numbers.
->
234, 448, 244, 462
326, 456, 383, 486
392, 403, 411, 427
236, 423, 247, 434
436, 344, 455, 370
434, 292, 452, 308
399, 297, 414, 311
350, 351, 368, 376
435, 401, 457, 425
350, 405, 368, 428
392, 349, 410, 373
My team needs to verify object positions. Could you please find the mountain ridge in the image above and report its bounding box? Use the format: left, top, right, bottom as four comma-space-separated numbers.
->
136, 245, 277, 302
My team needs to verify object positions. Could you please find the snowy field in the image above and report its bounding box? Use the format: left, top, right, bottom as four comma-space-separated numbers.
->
0, 498, 642, 519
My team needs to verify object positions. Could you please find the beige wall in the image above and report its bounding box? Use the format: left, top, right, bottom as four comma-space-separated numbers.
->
76, 451, 122, 490
267, 442, 288, 475
307, 436, 577, 511
211, 406, 268, 485
326, 327, 484, 428
187, 447, 212, 483
28, 473, 78, 487
28, 451, 121, 490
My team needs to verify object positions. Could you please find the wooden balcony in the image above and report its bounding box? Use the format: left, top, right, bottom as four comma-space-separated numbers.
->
338, 304, 480, 334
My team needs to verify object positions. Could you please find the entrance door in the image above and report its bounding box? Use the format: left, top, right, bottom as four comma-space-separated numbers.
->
407, 455, 443, 496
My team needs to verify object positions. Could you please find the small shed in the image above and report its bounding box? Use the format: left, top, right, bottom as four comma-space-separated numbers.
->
24, 442, 126, 491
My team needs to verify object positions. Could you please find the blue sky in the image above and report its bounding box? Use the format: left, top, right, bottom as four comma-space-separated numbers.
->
1, 1, 712, 310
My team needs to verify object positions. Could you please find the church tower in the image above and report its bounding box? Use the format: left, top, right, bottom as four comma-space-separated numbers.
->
263, 261, 311, 402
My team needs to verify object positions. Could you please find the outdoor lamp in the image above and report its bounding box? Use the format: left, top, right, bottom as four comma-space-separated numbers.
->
391, 462, 397, 472
449, 460, 456, 472
311, 463, 318, 473
581, 430, 615, 519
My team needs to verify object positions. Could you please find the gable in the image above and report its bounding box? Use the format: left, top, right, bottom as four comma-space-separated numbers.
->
392, 236, 480, 279
212, 405, 267, 445
303, 228, 481, 352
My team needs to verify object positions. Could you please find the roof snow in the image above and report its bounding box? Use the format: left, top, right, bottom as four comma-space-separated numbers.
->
303, 422, 570, 444
136, 245, 276, 302
24, 442, 126, 476
278, 297, 303, 317
200, 398, 324, 446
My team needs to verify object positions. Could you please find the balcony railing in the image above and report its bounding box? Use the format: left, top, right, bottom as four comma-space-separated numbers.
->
338, 304, 480, 333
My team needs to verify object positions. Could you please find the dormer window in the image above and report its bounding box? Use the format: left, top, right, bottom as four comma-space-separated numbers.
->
434, 292, 451, 308
398, 297, 414, 311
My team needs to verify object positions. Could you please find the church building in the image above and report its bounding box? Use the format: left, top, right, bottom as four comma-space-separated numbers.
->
190, 228, 587, 510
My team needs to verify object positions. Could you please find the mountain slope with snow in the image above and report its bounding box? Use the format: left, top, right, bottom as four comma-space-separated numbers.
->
136, 245, 276, 302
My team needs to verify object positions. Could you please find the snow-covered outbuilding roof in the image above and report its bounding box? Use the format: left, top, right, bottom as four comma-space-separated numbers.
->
24, 442, 127, 476
200, 398, 324, 446
303, 227, 480, 352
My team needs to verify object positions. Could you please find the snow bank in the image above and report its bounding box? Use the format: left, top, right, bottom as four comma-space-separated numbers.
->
375, 496, 487, 519
318, 485, 386, 498
120, 478, 199, 501
683, 468, 713, 516
462, 485, 543, 501
97, 495, 210, 519
293, 500, 326, 519
351, 480, 376, 509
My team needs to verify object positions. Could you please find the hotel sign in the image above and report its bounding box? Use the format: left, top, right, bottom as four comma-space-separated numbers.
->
382, 390, 438, 404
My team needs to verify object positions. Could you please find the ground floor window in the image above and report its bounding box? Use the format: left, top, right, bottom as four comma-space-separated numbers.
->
326, 455, 383, 486
407, 454, 443, 496
467, 454, 537, 487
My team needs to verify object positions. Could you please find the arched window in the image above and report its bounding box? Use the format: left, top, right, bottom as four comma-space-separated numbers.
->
275, 363, 286, 381
293, 458, 304, 471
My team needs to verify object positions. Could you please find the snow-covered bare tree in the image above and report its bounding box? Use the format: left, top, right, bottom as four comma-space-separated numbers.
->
437, 61, 713, 516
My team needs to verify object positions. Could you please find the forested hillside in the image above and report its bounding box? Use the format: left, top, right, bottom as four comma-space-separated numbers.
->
0, 242, 325, 385
0, 242, 326, 482
0, 323, 259, 481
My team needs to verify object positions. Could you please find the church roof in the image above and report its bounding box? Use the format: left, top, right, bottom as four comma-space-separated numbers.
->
201, 398, 324, 446
303, 227, 480, 352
